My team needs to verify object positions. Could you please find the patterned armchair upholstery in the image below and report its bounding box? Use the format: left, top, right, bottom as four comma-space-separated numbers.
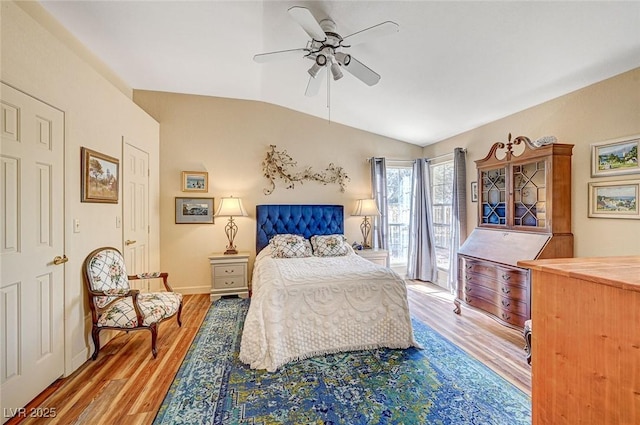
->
82, 247, 183, 359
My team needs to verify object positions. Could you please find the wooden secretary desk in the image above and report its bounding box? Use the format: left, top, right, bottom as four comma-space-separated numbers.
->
454, 134, 574, 329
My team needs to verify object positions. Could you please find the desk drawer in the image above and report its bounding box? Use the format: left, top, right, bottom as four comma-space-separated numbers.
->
463, 272, 528, 302
463, 293, 528, 328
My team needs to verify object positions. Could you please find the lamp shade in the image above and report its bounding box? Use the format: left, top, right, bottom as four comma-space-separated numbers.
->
352, 199, 380, 217
214, 196, 248, 217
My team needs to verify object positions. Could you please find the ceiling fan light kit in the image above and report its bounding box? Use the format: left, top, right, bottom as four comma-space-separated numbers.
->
329, 58, 343, 81
308, 61, 323, 78
253, 6, 399, 96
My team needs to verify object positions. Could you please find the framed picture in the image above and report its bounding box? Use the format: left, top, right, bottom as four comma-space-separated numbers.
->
182, 171, 208, 192
81, 147, 119, 203
588, 180, 639, 219
175, 197, 215, 224
591, 135, 639, 177
470, 181, 478, 202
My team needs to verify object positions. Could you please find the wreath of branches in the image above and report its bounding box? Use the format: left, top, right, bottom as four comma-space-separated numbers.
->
262, 145, 350, 195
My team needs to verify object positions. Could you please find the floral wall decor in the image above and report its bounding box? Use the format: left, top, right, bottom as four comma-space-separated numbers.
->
262, 144, 350, 195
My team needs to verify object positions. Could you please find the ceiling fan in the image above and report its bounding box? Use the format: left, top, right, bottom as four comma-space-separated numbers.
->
254, 6, 399, 97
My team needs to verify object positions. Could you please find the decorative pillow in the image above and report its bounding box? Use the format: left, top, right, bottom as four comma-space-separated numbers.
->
270, 234, 312, 258
310, 234, 349, 257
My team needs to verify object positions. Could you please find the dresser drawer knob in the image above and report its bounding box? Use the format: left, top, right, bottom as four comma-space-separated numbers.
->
225, 269, 235, 274
501, 300, 510, 307
501, 312, 511, 320
501, 286, 511, 294
502, 274, 511, 281
225, 280, 235, 285
464, 285, 472, 292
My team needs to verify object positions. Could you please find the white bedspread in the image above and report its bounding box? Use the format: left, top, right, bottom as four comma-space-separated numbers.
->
239, 249, 419, 372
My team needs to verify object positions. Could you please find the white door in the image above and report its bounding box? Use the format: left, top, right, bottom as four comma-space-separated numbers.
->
0, 83, 65, 420
122, 141, 150, 291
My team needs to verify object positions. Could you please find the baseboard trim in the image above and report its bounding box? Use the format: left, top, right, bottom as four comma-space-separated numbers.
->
174, 285, 210, 295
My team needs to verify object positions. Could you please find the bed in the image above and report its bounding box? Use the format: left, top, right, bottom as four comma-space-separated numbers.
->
238, 204, 418, 372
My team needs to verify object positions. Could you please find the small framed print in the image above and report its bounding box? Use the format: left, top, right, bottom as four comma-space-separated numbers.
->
182, 171, 208, 192
591, 135, 640, 177
471, 181, 478, 202
81, 147, 119, 203
588, 180, 639, 219
175, 197, 214, 224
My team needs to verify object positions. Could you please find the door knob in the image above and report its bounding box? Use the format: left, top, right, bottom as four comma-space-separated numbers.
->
53, 255, 69, 265
125, 240, 137, 246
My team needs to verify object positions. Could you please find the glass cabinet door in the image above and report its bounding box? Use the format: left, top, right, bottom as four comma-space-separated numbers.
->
480, 167, 507, 225
512, 160, 547, 228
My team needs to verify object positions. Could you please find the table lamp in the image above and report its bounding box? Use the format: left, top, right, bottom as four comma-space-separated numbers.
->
352, 199, 380, 249
214, 196, 248, 254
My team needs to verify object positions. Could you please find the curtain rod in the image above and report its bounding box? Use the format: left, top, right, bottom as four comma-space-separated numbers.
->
365, 158, 415, 163
365, 148, 466, 163
427, 148, 467, 162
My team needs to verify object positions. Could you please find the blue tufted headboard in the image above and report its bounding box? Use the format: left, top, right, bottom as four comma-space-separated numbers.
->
256, 204, 344, 253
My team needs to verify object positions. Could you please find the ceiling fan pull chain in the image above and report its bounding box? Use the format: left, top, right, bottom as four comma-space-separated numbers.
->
327, 66, 331, 123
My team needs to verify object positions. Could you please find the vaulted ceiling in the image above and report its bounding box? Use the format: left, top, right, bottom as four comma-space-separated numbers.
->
39, 1, 640, 146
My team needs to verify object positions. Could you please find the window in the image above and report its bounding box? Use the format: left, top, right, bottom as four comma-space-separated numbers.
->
431, 161, 454, 271
386, 166, 413, 266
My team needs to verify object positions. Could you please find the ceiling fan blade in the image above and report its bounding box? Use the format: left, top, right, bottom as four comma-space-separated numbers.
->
253, 49, 309, 63
342, 21, 399, 47
342, 56, 381, 86
305, 69, 325, 97
253, 48, 309, 63
288, 6, 326, 41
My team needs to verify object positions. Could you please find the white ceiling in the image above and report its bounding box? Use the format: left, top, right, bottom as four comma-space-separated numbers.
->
39, 1, 640, 146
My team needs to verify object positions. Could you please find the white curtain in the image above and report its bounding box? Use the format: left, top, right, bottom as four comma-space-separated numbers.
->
447, 148, 467, 293
406, 158, 438, 282
370, 157, 389, 250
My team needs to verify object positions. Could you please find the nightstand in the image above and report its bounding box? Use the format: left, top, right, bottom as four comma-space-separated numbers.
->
208, 252, 250, 301
355, 249, 389, 267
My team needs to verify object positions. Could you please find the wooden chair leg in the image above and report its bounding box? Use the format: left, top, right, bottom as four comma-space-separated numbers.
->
524, 320, 532, 365
150, 323, 158, 358
176, 302, 183, 327
91, 327, 101, 360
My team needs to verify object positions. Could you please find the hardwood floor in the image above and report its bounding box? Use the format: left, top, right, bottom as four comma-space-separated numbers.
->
6, 282, 530, 424
5, 294, 211, 425
405, 280, 531, 394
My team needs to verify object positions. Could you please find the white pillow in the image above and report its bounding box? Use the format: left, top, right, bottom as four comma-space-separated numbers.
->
310, 234, 349, 257
269, 234, 312, 258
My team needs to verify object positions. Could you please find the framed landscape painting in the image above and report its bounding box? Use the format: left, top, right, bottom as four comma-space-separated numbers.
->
591, 135, 639, 177
182, 171, 208, 192
81, 147, 119, 203
175, 197, 214, 224
588, 180, 639, 219
470, 181, 478, 202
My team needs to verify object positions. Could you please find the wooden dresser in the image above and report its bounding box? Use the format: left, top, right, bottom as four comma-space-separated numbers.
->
518, 256, 640, 425
455, 135, 574, 329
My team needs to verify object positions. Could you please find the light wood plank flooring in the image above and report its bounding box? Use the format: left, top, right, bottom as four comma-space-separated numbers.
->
7, 281, 530, 425
405, 280, 531, 394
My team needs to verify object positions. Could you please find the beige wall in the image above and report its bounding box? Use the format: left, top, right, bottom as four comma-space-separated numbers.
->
133, 90, 423, 293
1, 2, 161, 375
423, 67, 640, 258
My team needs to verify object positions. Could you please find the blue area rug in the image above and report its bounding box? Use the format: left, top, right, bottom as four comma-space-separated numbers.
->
154, 298, 531, 424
